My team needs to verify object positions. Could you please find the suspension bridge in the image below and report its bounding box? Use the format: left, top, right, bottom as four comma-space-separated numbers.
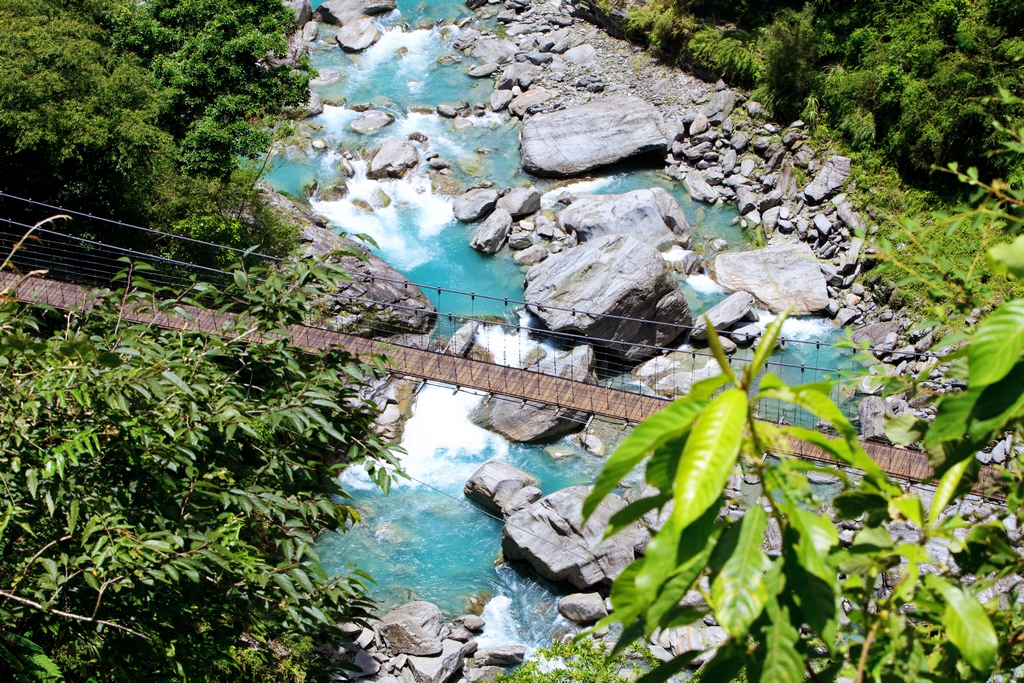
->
0, 193, 980, 489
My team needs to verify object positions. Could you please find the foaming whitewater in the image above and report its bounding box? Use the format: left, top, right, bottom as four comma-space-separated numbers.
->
684, 274, 726, 295
311, 158, 455, 271
540, 176, 618, 209
344, 27, 441, 94
473, 313, 556, 369
475, 565, 574, 655
757, 311, 837, 342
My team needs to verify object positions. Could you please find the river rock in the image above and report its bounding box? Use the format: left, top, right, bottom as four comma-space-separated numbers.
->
497, 188, 542, 217
472, 38, 518, 64
308, 92, 323, 117
632, 351, 722, 398
557, 188, 691, 252
368, 138, 418, 179
704, 89, 736, 121
474, 647, 526, 667
520, 97, 667, 177
858, 396, 888, 439
713, 242, 830, 315
453, 188, 499, 222
467, 667, 504, 683
284, 0, 312, 25
490, 89, 514, 112
557, 592, 609, 624
509, 88, 556, 118
524, 235, 691, 361
803, 156, 851, 204
684, 170, 719, 203
464, 460, 538, 513
470, 208, 512, 254
502, 486, 641, 589
497, 62, 539, 90
691, 292, 756, 340
736, 187, 757, 215
513, 245, 547, 265
316, 0, 395, 24
336, 19, 380, 51
469, 346, 597, 442
377, 602, 447, 656
301, 19, 319, 42
407, 640, 465, 683
562, 44, 597, 67
469, 62, 499, 77
350, 109, 394, 134
446, 321, 479, 357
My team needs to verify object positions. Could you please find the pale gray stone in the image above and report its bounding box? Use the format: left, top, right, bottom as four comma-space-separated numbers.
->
453, 189, 499, 222
368, 138, 418, 179
684, 170, 719, 203
470, 208, 513, 254
513, 245, 548, 265
497, 188, 542, 217
336, 19, 381, 52
377, 602, 446, 656
407, 640, 464, 683
464, 460, 538, 513
691, 292, 756, 340
804, 156, 852, 204
473, 647, 526, 668
316, 0, 394, 24
713, 242, 830, 315
350, 109, 395, 134
557, 188, 691, 251
557, 592, 609, 624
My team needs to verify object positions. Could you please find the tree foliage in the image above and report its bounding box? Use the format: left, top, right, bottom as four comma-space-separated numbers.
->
586, 139, 1024, 681
0, 0, 309, 244
0, 248, 400, 681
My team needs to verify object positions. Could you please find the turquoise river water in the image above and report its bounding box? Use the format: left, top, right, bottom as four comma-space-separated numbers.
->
266, 0, 852, 654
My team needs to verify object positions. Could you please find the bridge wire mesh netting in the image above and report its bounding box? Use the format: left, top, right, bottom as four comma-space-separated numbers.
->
0, 192, 940, 436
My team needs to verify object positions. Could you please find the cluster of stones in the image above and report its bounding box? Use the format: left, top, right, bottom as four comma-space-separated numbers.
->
322, 600, 526, 683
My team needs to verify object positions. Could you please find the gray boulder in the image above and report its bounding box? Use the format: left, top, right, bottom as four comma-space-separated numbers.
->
350, 109, 394, 134
284, 0, 312, 25
632, 351, 722, 398
691, 292, 756, 340
804, 156, 851, 204
368, 138, 418, 179
502, 486, 641, 589
469, 62, 499, 78
513, 245, 548, 265
467, 667, 504, 683
376, 602, 447, 656
557, 188, 691, 251
713, 242, 830, 315
508, 88, 557, 118
490, 89, 514, 112
470, 208, 513, 254
684, 170, 719, 203
474, 647, 526, 667
557, 592, 609, 624
301, 20, 318, 42
520, 97, 667, 177
562, 44, 597, 67
858, 396, 888, 440
336, 19, 380, 51
497, 62, 540, 90
446, 321, 479, 357
472, 38, 518, 64
407, 640, 465, 683
736, 187, 757, 215
464, 460, 538, 513
469, 346, 597, 442
524, 235, 692, 361
704, 89, 736, 121
453, 188, 499, 222
316, 0, 395, 24
497, 188, 542, 218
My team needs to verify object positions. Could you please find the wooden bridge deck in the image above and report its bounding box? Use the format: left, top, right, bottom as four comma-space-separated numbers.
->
1, 273, 976, 489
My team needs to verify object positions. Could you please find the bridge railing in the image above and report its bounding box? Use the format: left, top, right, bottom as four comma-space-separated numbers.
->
0, 193, 938, 434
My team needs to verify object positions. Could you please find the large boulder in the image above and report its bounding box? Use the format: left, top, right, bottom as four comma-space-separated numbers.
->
407, 640, 465, 683
803, 156, 851, 204
472, 38, 518, 64
713, 242, 831, 315
283, 0, 312, 25
350, 109, 394, 134
260, 184, 435, 334
557, 592, 609, 624
691, 292, 756, 340
683, 170, 719, 203
316, 0, 395, 24
336, 19, 381, 51
508, 88, 557, 118
376, 602, 447, 656
524, 235, 692, 361
632, 351, 723, 398
502, 486, 641, 589
520, 97, 667, 177
464, 460, 538, 513
453, 188, 499, 222
557, 188, 691, 252
469, 346, 597, 442
469, 208, 512, 254
496, 188, 542, 217
368, 138, 418, 179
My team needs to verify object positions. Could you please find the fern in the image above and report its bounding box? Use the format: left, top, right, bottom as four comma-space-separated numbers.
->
689, 26, 762, 87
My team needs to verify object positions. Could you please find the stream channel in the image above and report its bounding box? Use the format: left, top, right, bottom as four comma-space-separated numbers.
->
265, 0, 852, 657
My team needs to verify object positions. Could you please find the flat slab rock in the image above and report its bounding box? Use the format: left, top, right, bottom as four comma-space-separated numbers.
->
712, 242, 831, 315
557, 188, 691, 252
520, 96, 667, 177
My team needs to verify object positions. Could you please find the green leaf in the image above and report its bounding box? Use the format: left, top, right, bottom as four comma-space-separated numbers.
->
968, 299, 1024, 387
928, 457, 972, 526
745, 311, 788, 387
924, 575, 998, 670
584, 376, 726, 519
884, 414, 927, 446
988, 234, 1024, 279
755, 600, 804, 683
161, 370, 194, 398
634, 651, 699, 683
711, 506, 771, 638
